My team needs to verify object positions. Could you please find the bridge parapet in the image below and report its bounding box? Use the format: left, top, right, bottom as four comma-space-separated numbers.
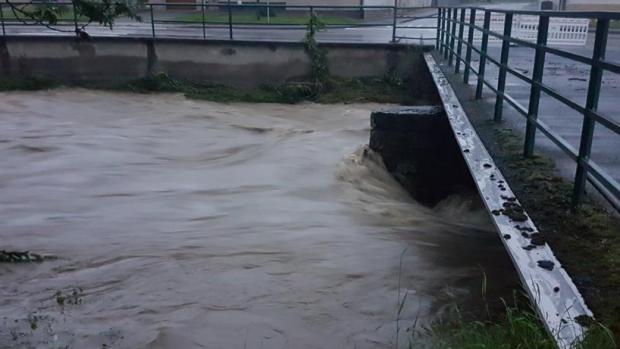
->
420, 52, 593, 349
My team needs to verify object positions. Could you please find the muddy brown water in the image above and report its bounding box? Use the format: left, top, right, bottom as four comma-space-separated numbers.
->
0, 90, 517, 349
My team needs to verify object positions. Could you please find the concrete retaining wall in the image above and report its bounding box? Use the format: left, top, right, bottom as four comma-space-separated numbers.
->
0, 36, 429, 88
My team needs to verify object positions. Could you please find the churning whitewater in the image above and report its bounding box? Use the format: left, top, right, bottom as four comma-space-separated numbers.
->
0, 90, 515, 349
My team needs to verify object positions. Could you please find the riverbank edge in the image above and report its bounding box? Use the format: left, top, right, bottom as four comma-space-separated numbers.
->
435, 55, 620, 343
0, 73, 437, 106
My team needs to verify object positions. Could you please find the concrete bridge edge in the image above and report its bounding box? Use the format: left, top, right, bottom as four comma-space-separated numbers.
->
423, 52, 591, 349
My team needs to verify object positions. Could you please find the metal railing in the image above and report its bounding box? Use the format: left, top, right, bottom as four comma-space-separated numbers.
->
437, 7, 620, 212
0, 1, 437, 42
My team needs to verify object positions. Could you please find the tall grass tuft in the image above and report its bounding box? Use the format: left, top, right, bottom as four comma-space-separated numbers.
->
407, 299, 616, 349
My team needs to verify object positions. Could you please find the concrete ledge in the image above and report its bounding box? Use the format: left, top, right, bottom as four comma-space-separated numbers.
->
0, 36, 432, 88
424, 52, 592, 349
0, 34, 435, 50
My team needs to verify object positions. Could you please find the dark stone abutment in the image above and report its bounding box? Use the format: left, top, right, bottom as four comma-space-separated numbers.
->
369, 106, 475, 206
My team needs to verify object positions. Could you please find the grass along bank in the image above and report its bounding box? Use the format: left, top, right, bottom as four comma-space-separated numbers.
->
122, 74, 421, 104
0, 74, 425, 105
413, 302, 616, 349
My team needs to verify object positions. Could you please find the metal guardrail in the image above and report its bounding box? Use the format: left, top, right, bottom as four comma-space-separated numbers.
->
437, 7, 620, 212
0, 0, 436, 42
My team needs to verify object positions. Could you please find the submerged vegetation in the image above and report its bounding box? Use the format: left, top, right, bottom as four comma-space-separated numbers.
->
413, 303, 616, 349
0, 77, 58, 91
125, 73, 419, 104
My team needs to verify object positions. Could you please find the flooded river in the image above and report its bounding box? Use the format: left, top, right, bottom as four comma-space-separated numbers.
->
0, 90, 516, 349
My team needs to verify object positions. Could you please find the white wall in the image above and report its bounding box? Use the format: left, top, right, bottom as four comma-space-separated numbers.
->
363, 0, 432, 7
565, 0, 620, 11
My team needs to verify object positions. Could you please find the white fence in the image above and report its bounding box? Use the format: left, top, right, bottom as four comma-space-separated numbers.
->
470, 11, 589, 46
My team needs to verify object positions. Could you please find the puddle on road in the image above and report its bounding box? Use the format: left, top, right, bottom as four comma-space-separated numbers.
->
0, 89, 517, 349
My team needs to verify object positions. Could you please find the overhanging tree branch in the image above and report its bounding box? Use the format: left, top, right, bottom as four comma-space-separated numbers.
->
3, 0, 141, 34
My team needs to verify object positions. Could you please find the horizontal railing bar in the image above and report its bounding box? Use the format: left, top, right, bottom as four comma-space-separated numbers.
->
534, 118, 579, 161
583, 159, 620, 199
446, 19, 620, 71
396, 14, 438, 20
395, 26, 437, 29
453, 45, 620, 137
590, 111, 620, 135
503, 93, 529, 117
538, 83, 587, 114
4, 2, 403, 10
444, 30, 620, 137
445, 17, 620, 75
601, 60, 620, 75
482, 78, 530, 116
398, 6, 436, 10
484, 56, 619, 136
462, 48, 620, 137
153, 20, 391, 28
442, 44, 480, 76
394, 36, 437, 41
543, 45, 594, 66
478, 48, 532, 82
587, 174, 620, 212
439, 6, 620, 20
2, 19, 387, 27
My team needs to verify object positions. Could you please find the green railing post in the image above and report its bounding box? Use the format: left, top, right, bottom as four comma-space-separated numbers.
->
572, 18, 609, 208
475, 10, 491, 99
494, 12, 513, 123
443, 8, 450, 57
463, 8, 475, 84
436, 8, 441, 50
0, 2, 5, 37
443, 8, 451, 60
448, 8, 457, 66
310, 6, 315, 35
439, 8, 445, 55
455, 8, 465, 73
523, 15, 549, 158
201, 0, 206, 39
150, 4, 155, 38
72, 0, 79, 38
228, 0, 233, 40
391, 0, 397, 42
